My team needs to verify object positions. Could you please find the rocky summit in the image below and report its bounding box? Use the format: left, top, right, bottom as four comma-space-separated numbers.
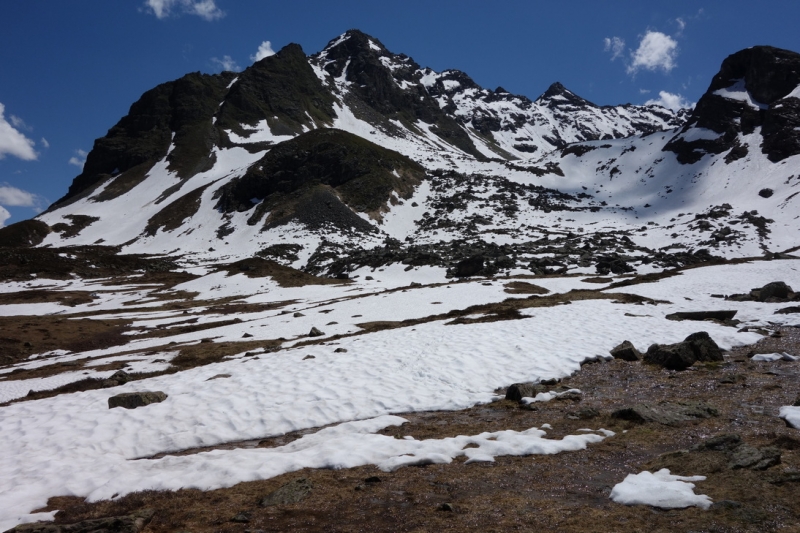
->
1, 30, 800, 533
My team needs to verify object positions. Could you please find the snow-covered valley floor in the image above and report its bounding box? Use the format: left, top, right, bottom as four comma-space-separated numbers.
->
1, 258, 800, 531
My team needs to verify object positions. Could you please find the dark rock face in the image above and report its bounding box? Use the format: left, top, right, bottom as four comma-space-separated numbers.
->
259, 478, 313, 507
316, 30, 484, 159
609, 340, 641, 361
643, 331, 723, 370
665, 46, 800, 164
728, 281, 798, 303
108, 391, 168, 409
214, 128, 424, 232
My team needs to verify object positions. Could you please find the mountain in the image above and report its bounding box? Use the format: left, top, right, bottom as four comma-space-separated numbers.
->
20, 31, 800, 278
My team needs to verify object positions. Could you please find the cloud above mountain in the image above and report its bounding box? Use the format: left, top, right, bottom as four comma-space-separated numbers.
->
645, 90, 694, 111
628, 31, 679, 74
251, 41, 276, 62
0, 103, 37, 161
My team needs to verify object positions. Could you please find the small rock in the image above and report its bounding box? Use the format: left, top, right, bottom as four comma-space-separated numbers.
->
308, 327, 325, 337
610, 340, 641, 361
231, 512, 250, 523
665, 310, 738, 321
776, 306, 800, 315
365, 276, 374, 281
566, 408, 600, 420
438, 502, 455, 512
206, 373, 232, 381
242, 332, 253, 338
108, 391, 167, 410
294, 312, 305, 318
334, 348, 348, 353
303, 355, 315, 360
730, 445, 781, 470
364, 476, 381, 483
259, 478, 313, 507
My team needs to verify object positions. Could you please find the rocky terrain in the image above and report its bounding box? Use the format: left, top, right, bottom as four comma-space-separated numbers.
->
1, 30, 800, 532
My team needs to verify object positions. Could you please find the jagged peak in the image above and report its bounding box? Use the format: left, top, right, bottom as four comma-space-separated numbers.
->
318, 29, 388, 58
536, 82, 596, 108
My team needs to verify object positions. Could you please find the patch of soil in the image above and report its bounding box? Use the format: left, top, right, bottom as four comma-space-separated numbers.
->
0, 316, 132, 367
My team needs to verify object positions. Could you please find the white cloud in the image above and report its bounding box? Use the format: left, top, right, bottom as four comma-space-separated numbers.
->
0, 206, 10, 228
41, 137, 49, 149
68, 149, 88, 169
0, 103, 37, 161
251, 40, 276, 62
0, 184, 37, 207
676, 17, 686, 33
645, 91, 694, 111
143, 0, 224, 21
603, 37, 626, 61
627, 31, 679, 75
639, 88, 651, 94
211, 55, 240, 72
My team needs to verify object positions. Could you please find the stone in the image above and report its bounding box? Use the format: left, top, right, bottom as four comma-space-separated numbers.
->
293, 312, 305, 317
303, 355, 315, 360
758, 281, 793, 301
730, 445, 781, 470
776, 306, 800, 315
609, 340, 641, 361
665, 310, 738, 321
5, 509, 154, 532
566, 408, 600, 420
109, 370, 131, 384
308, 327, 324, 337
454, 255, 484, 277
108, 391, 167, 409
611, 401, 718, 426
691, 433, 742, 452
505, 382, 547, 401
438, 503, 455, 512
334, 348, 348, 353
231, 512, 250, 523
259, 478, 313, 507
643, 331, 723, 370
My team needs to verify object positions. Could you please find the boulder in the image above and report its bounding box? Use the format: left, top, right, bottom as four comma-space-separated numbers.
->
108, 391, 167, 409
611, 401, 718, 426
5, 508, 154, 532
505, 382, 547, 401
643, 331, 723, 370
308, 327, 325, 337
758, 281, 793, 301
453, 255, 484, 277
259, 478, 313, 507
665, 310, 737, 321
609, 340, 641, 361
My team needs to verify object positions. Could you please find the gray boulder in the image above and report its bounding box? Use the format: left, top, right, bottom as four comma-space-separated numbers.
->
505, 382, 547, 401
308, 327, 325, 337
643, 331, 723, 370
108, 391, 167, 410
610, 340, 641, 361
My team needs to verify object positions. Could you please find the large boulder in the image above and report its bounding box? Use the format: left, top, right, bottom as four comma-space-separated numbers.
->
609, 340, 641, 362
108, 391, 167, 409
612, 401, 718, 426
643, 332, 723, 370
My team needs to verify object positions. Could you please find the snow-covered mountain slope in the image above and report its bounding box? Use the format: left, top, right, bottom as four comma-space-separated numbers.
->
27, 35, 800, 278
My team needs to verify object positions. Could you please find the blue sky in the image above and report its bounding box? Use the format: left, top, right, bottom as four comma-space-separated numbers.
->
1, 0, 799, 227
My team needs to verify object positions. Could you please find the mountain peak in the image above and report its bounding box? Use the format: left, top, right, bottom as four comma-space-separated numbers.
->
319, 29, 387, 58
536, 82, 595, 108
